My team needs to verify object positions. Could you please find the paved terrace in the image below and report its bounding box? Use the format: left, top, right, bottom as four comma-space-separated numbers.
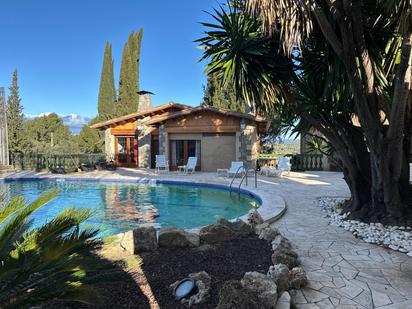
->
1, 169, 412, 308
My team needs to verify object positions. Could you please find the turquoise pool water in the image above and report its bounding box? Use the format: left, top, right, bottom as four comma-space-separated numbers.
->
0, 180, 259, 236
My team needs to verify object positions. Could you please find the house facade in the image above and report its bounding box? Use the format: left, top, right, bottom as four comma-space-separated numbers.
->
91, 100, 270, 172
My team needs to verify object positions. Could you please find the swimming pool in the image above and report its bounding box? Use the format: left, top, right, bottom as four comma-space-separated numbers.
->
0, 179, 260, 236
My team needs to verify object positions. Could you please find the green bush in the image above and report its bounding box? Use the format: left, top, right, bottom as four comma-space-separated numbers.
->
0, 190, 104, 307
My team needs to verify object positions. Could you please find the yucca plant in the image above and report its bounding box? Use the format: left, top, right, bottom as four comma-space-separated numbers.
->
0, 189, 104, 308
198, 1, 412, 223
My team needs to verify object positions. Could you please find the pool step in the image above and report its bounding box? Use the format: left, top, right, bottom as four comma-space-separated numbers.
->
136, 178, 157, 185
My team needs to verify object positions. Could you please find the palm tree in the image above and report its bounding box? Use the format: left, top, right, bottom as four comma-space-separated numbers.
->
0, 189, 103, 307
198, 1, 412, 223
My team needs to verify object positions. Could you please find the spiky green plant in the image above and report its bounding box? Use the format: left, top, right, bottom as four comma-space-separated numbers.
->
0, 189, 104, 307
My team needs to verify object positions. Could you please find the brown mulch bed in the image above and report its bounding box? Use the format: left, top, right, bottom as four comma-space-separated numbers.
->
46, 235, 272, 309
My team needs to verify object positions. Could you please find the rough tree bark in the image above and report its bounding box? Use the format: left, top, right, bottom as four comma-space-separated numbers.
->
308, 0, 412, 224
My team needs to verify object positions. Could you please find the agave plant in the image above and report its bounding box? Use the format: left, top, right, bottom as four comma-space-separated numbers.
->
0, 189, 103, 307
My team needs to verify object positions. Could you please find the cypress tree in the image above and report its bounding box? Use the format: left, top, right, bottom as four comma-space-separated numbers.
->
116, 29, 143, 116
134, 29, 143, 94
6, 70, 26, 153
97, 42, 116, 120
203, 73, 244, 112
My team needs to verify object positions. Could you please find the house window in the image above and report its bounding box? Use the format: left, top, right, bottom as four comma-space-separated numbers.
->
169, 140, 201, 170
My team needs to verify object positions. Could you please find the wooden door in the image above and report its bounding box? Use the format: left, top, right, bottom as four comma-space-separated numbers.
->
115, 136, 138, 167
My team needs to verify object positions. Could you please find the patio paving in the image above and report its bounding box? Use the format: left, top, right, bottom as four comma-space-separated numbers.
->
1, 169, 411, 308
263, 172, 412, 309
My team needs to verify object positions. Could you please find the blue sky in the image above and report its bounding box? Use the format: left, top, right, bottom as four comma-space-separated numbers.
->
0, 0, 218, 117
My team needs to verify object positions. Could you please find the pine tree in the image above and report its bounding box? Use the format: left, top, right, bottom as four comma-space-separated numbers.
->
203, 73, 244, 112
97, 42, 116, 120
6, 70, 26, 153
116, 29, 143, 116
78, 118, 104, 153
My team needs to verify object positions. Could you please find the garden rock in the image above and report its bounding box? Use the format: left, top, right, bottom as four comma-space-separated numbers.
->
216, 280, 263, 309
255, 222, 270, 235
199, 218, 253, 243
275, 292, 291, 309
317, 197, 412, 256
170, 271, 211, 307
247, 209, 264, 228
158, 228, 199, 248
241, 271, 278, 308
259, 226, 280, 242
288, 267, 307, 289
120, 226, 158, 254
271, 236, 298, 269
267, 264, 289, 293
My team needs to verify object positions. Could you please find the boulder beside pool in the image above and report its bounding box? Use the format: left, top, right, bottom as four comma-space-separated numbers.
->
158, 227, 200, 248
120, 226, 158, 254
199, 218, 253, 244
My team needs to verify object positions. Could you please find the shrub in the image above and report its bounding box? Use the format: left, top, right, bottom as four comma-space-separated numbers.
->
0, 189, 104, 307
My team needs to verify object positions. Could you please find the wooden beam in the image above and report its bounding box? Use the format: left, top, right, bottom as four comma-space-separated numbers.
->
111, 129, 137, 135
165, 126, 240, 133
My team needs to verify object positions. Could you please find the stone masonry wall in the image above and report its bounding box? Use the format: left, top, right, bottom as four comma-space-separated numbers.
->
105, 129, 115, 161
158, 125, 168, 158
138, 94, 153, 112
138, 131, 151, 168
238, 119, 259, 168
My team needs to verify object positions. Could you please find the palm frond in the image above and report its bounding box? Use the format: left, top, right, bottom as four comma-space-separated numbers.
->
197, 4, 293, 113
245, 0, 313, 55
0, 189, 59, 258
0, 190, 107, 307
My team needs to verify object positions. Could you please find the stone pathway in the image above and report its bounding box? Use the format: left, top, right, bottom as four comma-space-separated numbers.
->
263, 172, 412, 309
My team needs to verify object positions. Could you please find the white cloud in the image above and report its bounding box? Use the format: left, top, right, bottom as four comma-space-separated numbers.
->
24, 113, 94, 135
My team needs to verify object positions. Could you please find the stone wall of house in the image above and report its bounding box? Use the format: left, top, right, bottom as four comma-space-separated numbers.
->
105, 129, 115, 161
158, 125, 168, 158
235, 132, 241, 162
238, 119, 259, 168
138, 94, 153, 112
138, 131, 151, 168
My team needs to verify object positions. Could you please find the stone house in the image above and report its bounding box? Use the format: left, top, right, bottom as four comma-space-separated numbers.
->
91, 99, 270, 171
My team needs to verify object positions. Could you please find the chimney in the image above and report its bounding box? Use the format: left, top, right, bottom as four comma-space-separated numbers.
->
138, 93, 153, 112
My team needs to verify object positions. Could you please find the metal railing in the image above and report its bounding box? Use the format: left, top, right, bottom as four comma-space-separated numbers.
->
229, 163, 258, 195
229, 165, 246, 193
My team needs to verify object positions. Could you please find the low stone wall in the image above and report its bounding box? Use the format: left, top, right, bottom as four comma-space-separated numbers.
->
116, 212, 307, 309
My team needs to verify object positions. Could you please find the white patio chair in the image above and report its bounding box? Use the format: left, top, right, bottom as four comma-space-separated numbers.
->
277, 157, 291, 176
178, 156, 197, 174
227, 161, 245, 177
155, 155, 169, 174
260, 166, 282, 177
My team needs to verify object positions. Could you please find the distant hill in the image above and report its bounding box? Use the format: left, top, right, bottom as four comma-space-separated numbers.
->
260, 139, 301, 157
24, 113, 93, 135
